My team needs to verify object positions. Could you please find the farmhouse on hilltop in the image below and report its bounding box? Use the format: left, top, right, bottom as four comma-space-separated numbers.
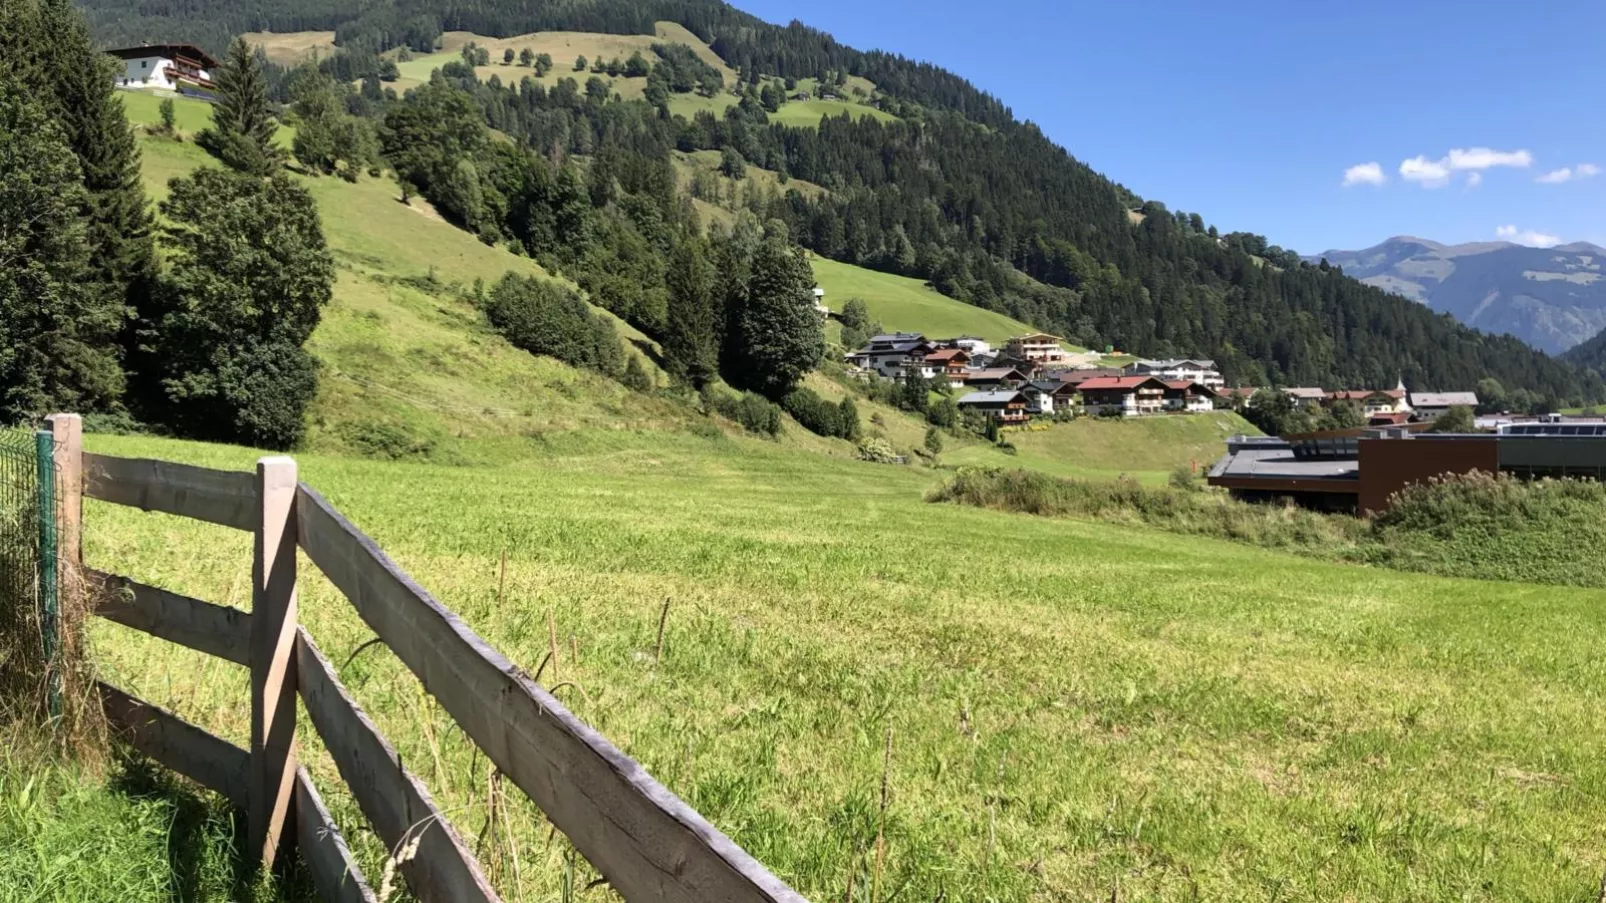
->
107, 43, 218, 96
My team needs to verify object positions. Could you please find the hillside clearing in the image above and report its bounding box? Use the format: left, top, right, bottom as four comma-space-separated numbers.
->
83, 428, 1606, 903
811, 256, 1049, 345
241, 30, 337, 65
770, 97, 897, 127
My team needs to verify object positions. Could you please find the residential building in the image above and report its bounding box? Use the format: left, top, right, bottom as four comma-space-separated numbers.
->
1057, 367, 1125, 386
957, 390, 1031, 424
1076, 376, 1168, 417
924, 349, 971, 388
1162, 380, 1218, 413
1003, 333, 1067, 364
108, 44, 217, 95
1283, 387, 1328, 408
812, 287, 828, 320
851, 333, 930, 379
1409, 391, 1479, 420
940, 336, 992, 358
1209, 421, 1606, 514
1328, 389, 1410, 417
1020, 380, 1062, 416
961, 367, 1028, 390
1127, 358, 1225, 390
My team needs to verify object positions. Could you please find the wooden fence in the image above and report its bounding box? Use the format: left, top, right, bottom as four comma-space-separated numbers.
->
46, 414, 808, 903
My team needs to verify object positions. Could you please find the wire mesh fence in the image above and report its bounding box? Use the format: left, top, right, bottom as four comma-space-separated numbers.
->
0, 428, 55, 719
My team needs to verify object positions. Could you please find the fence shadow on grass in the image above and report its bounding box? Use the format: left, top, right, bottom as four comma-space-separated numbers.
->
110, 751, 319, 903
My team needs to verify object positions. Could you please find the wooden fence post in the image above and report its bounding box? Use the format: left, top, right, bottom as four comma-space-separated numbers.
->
43, 415, 81, 570
250, 456, 299, 870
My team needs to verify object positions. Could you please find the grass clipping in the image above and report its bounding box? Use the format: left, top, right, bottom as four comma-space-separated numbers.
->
929, 467, 1606, 589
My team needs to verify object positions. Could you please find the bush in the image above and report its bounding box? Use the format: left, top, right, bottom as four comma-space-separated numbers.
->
782, 387, 857, 439
1169, 464, 1199, 492
857, 437, 900, 464
706, 389, 782, 437
621, 355, 653, 392
1365, 472, 1606, 587
484, 272, 623, 376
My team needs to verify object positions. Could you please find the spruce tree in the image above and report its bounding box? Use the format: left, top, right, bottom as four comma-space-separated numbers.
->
200, 37, 284, 175
0, 78, 125, 420
663, 241, 720, 387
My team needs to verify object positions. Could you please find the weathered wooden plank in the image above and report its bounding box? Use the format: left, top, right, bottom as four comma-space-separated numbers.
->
99, 682, 248, 808
44, 414, 81, 568
295, 484, 808, 903
296, 627, 500, 903
87, 568, 251, 666
250, 457, 299, 870
295, 766, 379, 903
83, 452, 257, 531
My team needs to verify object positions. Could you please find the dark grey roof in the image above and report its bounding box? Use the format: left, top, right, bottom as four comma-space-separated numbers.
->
958, 390, 1024, 405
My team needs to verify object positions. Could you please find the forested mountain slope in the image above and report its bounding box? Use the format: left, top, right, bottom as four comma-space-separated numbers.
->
76, 0, 1605, 404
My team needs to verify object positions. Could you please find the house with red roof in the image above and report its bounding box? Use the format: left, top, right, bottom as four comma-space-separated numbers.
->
1076, 376, 1168, 417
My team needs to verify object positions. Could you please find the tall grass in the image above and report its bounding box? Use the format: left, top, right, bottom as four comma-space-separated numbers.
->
928, 467, 1366, 551
930, 467, 1606, 589
1365, 471, 1606, 588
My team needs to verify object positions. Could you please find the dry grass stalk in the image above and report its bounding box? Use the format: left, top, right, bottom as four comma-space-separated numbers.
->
547, 609, 560, 683
654, 597, 670, 661
872, 725, 892, 903
496, 546, 508, 608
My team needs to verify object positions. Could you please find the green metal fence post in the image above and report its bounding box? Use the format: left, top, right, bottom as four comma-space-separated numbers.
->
34, 430, 58, 721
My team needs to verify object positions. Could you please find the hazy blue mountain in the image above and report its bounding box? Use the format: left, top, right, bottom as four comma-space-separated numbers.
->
1307, 237, 1606, 354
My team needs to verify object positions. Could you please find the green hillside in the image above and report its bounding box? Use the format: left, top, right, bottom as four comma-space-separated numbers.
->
812, 256, 1048, 345
128, 93, 686, 461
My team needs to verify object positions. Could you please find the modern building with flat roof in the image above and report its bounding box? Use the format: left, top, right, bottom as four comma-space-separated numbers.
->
1208, 422, 1606, 514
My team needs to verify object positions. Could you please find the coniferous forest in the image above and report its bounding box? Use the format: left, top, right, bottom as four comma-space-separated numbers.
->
52, 0, 1606, 409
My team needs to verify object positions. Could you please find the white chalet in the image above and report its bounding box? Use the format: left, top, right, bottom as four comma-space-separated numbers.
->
850, 333, 931, 379
108, 44, 218, 96
1127, 358, 1225, 390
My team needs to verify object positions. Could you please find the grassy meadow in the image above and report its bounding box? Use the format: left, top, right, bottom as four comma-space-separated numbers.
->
811, 257, 1047, 346
948, 412, 1258, 483
79, 427, 1606, 902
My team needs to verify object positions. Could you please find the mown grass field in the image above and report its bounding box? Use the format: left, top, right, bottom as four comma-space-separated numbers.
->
80, 427, 1606, 902
811, 256, 1048, 346
947, 412, 1257, 483
769, 97, 897, 128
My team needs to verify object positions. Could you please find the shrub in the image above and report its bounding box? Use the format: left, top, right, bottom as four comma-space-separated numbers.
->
1169, 464, 1199, 492
484, 272, 623, 376
782, 387, 857, 439
706, 389, 782, 437
857, 437, 899, 463
923, 427, 944, 456
621, 355, 654, 392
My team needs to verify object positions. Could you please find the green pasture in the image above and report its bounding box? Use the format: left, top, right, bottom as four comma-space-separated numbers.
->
78, 427, 1606, 903
812, 256, 1048, 346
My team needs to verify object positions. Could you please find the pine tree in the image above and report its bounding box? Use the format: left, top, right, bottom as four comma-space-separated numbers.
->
0, 78, 124, 420
663, 241, 720, 387
200, 37, 284, 175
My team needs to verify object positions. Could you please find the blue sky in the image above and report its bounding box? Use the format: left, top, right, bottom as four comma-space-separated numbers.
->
731, 0, 1605, 254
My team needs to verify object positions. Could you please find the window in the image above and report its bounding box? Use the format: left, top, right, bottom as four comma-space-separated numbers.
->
140, 60, 147, 68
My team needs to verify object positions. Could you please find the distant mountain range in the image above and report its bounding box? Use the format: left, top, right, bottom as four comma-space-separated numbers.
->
1306, 237, 1606, 355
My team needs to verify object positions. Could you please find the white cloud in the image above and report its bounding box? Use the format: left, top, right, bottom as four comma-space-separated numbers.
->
1496, 225, 1563, 247
1537, 163, 1600, 184
1447, 147, 1533, 171
1342, 161, 1386, 187
1399, 147, 1532, 188
1400, 155, 1452, 188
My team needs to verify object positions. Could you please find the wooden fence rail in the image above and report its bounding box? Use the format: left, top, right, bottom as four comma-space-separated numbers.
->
54, 414, 808, 903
